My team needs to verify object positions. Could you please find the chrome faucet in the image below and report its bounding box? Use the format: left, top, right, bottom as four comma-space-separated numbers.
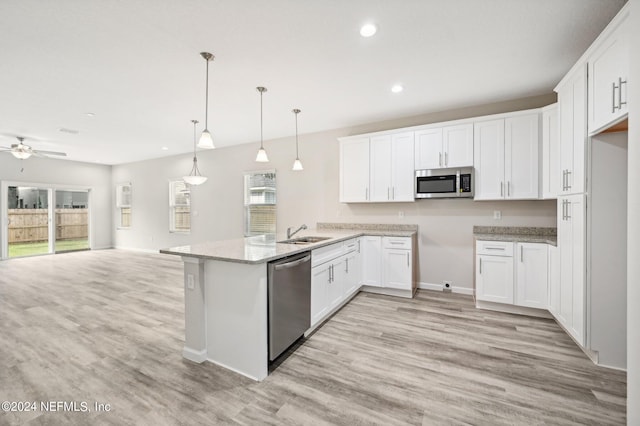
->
287, 224, 307, 239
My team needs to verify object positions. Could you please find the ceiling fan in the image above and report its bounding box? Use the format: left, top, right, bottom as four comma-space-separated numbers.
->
0, 136, 67, 160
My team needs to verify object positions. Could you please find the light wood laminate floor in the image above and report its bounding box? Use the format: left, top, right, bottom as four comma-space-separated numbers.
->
0, 250, 626, 425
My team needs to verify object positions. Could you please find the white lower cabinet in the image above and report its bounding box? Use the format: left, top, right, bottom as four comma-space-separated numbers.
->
382, 237, 413, 290
361, 236, 382, 287
515, 243, 549, 309
476, 240, 549, 310
310, 239, 362, 327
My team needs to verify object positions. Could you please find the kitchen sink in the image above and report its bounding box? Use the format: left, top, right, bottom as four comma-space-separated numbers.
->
277, 236, 331, 245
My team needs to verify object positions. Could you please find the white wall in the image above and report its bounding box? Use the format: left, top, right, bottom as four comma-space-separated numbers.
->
113, 94, 556, 291
0, 155, 112, 251
627, 0, 639, 422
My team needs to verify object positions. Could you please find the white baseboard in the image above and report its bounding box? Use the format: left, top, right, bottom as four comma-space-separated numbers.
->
476, 300, 552, 319
418, 282, 473, 295
182, 346, 207, 363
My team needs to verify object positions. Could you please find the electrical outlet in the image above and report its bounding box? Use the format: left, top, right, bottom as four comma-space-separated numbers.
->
493, 210, 502, 220
398, 211, 405, 218
443, 280, 452, 292
187, 274, 195, 290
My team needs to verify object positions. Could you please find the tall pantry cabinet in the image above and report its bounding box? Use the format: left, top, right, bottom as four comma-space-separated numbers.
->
552, 2, 629, 369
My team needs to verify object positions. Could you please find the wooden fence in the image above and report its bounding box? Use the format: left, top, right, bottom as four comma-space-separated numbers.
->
8, 209, 88, 243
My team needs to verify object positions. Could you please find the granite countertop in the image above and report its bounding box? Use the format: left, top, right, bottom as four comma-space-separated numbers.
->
160, 223, 418, 264
473, 226, 557, 246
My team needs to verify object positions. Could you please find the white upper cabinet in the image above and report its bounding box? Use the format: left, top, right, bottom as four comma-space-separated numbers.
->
473, 119, 505, 200
557, 65, 587, 195
541, 104, 559, 199
473, 112, 540, 200
414, 124, 473, 170
443, 124, 474, 168
342, 132, 414, 203
339, 137, 370, 202
390, 132, 416, 201
588, 11, 629, 135
414, 128, 443, 169
505, 113, 540, 199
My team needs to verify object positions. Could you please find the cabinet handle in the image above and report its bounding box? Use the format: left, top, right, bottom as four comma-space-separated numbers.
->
392, 187, 395, 200
365, 188, 369, 200
445, 152, 448, 166
485, 247, 505, 251
562, 170, 566, 191
479, 258, 482, 274
345, 258, 349, 273
500, 182, 504, 197
407, 252, 410, 267
566, 201, 571, 220
328, 267, 332, 283
439, 152, 442, 167
520, 245, 523, 262
566, 171, 571, 190
507, 181, 511, 197
387, 187, 390, 200
612, 81, 618, 113
619, 77, 627, 109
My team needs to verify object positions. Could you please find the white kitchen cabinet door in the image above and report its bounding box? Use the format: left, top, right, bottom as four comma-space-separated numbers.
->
329, 259, 346, 310
548, 245, 560, 317
557, 194, 586, 346
391, 132, 415, 201
311, 264, 331, 326
515, 243, 548, 309
443, 123, 474, 168
414, 128, 443, 170
476, 254, 514, 304
473, 119, 505, 200
342, 251, 360, 297
557, 65, 587, 195
541, 104, 560, 199
588, 17, 628, 134
382, 248, 412, 290
505, 113, 540, 199
340, 138, 370, 202
369, 135, 393, 202
361, 236, 382, 287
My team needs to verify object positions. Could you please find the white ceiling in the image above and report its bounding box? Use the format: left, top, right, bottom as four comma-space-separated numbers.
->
0, 0, 626, 165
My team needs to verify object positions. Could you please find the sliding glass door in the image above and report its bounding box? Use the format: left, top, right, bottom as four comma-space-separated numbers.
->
3, 184, 90, 259
7, 186, 52, 258
54, 190, 89, 253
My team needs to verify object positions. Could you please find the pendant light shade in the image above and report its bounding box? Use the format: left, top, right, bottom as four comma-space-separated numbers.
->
292, 109, 303, 171
198, 52, 215, 149
255, 86, 269, 162
184, 119, 208, 186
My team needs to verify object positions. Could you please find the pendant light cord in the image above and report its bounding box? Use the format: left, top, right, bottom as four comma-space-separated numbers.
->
295, 112, 299, 158
260, 89, 264, 149
204, 59, 209, 130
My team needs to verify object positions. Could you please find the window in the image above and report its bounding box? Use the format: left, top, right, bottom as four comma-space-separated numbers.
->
116, 183, 132, 228
244, 171, 276, 237
169, 180, 190, 232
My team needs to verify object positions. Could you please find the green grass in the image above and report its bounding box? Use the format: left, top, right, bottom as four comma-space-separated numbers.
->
9, 239, 89, 258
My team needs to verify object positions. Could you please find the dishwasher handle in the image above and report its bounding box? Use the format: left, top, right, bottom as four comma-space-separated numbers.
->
273, 255, 311, 271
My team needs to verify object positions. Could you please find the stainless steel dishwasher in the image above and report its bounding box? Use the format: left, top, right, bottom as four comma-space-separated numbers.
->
268, 251, 311, 361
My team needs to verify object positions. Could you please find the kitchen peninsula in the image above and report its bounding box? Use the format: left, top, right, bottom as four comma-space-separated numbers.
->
160, 223, 417, 381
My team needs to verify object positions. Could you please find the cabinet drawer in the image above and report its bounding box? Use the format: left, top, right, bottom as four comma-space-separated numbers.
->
343, 238, 359, 253
476, 240, 514, 256
312, 243, 345, 267
382, 236, 411, 250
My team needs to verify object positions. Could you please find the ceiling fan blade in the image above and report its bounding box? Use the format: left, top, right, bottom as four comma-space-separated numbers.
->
34, 149, 67, 156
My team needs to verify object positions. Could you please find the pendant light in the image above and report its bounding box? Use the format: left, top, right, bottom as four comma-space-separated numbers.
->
255, 86, 269, 162
198, 52, 215, 149
184, 119, 208, 186
292, 109, 303, 171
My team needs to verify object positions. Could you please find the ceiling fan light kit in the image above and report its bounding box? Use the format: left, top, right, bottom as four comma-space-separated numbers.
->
198, 52, 215, 149
1, 136, 67, 160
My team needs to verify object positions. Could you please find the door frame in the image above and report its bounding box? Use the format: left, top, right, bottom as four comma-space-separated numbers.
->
0, 180, 93, 260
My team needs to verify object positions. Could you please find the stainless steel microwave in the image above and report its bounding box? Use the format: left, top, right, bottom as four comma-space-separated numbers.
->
415, 167, 474, 199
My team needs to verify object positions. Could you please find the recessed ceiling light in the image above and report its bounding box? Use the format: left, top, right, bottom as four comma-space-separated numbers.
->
391, 84, 403, 93
58, 127, 79, 134
85, 112, 95, 117
161, 146, 169, 151
360, 23, 377, 37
